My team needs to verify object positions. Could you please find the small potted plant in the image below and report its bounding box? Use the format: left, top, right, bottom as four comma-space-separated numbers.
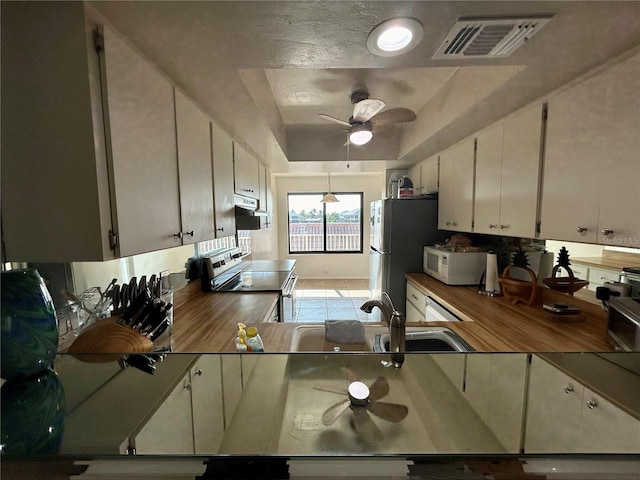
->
543, 247, 589, 295
498, 247, 538, 305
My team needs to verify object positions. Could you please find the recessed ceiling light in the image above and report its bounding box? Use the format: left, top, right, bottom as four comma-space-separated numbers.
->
367, 17, 423, 57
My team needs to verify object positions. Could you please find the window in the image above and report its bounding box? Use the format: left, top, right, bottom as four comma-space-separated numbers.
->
288, 193, 363, 253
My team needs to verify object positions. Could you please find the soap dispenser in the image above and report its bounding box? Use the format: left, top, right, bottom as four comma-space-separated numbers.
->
235, 323, 248, 352
245, 326, 264, 352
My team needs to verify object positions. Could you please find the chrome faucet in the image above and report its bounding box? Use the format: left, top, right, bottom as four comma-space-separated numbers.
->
360, 292, 406, 368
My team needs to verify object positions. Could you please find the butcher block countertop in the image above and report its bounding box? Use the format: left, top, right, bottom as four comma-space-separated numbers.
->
172, 281, 282, 352
172, 276, 613, 353
405, 273, 612, 352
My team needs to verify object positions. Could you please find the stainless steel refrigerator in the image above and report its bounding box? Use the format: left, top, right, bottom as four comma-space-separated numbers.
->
369, 197, 442, 311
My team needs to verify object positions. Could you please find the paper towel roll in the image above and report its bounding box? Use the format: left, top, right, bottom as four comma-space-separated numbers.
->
486, 253, 499, 293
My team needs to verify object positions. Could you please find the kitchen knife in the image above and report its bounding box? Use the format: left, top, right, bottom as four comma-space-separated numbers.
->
137, 300, 165, 333
125, 354, 156, 375
138, 275, 147, 296
120, 289, 151, 326
128, 277, 138, 299
112, 284, 121, 314
148, 317, 170, 342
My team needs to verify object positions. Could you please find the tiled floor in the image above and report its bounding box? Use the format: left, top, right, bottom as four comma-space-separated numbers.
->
292, 278, 382, 323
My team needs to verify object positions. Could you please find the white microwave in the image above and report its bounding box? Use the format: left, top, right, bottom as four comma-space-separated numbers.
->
423, 246, 487, 285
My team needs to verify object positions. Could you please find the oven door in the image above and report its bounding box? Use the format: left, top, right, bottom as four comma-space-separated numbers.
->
280, 273, 298, 322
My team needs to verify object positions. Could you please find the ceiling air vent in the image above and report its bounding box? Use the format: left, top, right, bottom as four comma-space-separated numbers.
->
433, 16, 553, 59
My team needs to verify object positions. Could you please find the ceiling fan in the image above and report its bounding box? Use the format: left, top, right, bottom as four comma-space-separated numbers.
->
316, 367, 409, 438
318, 90, 417, 146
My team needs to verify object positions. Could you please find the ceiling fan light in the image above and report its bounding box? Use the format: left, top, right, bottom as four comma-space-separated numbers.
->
367, 17, 423, 57
350, 129, 373, 145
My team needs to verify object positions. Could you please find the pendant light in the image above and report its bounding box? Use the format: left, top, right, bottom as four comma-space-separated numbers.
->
321, 172, 339, 203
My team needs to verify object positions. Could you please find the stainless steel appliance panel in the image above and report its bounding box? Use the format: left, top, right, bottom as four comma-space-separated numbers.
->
368, 197, 442, 310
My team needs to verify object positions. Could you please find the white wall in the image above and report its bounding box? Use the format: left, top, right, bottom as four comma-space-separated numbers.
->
71, 244, 196, 292
275, 172, 384, 279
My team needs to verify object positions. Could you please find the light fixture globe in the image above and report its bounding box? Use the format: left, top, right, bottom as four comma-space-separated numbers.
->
349, 123, 373, 146
367, 17, 423, 57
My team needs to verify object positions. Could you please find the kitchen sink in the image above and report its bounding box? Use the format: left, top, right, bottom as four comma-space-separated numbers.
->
290, 325, 375, 352
373, 329, 474, 353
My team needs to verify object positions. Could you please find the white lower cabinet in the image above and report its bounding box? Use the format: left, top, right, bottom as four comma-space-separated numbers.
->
130, 354, 252, 454
405, 281, 426, 323
132, 373, 195, 454
586, 266, 620, 292
432, 353, 527, 452
463, 354, 528, 452
191, 355, 225, 454
221, 355, 243, 429
524, 355, 640, 453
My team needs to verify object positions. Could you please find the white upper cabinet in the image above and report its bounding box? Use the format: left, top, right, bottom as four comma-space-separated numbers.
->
2, 3, 119, 261
407, 163, 422, 197
475, 104, 543, 237
438, 137, 475, 232
421, 155, 440, 194
474, 122, 504, 235
99, 24, 182, 257
233, 142, 260, 199
1, 3, 219, 261
540, 52, 640, 247
174, 89, 215, 244
211, 122, 237, 238
409, 155, 439, 197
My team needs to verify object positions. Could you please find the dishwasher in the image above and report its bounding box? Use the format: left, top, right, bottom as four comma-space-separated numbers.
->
425, 296, 463, 322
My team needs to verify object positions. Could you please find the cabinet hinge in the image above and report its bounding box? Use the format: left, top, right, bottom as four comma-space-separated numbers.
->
109, 230, 119, 251
93, 30, 104, 53
535, 221, 541, 235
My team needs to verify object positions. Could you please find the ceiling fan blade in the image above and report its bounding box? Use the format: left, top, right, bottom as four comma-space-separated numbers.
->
352, 98, 385, 123
314, 384, 347, 396
318, 114, 351, 127
351, 408, 382, 437
340, 367, 361, 384
368, 376, 390, 401
367, 401, 409, 423
321, 399, 351, 426
370, 107, 417, 126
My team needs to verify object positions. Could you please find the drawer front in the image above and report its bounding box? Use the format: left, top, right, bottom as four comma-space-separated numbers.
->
587, 266, 620, 291
567, 263, 589, 281
406, 281, 427, 311
405, 299, 425, 323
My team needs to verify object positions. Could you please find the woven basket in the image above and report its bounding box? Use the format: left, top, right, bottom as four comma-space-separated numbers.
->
543, 265, 589, 295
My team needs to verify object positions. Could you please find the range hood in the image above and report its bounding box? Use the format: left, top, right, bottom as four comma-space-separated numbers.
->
235, 194, 270, 230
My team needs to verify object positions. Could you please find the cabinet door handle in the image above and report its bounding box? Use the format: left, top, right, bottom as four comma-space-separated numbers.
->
194, 368, 203, 376
411, 294, 418, 300
489, 224, 498, 229
563, 384, 574, 394
601, 228, 614, 236
586, 398, 598, 409
174, 232, 184, 239
216, 227, 224, 232
500, 224, 510, 230
183, 381, 192, 390
185, 231, 194, 237
576, 226, 588, 233
451, 221, 457, 227
446, 221, 451, 226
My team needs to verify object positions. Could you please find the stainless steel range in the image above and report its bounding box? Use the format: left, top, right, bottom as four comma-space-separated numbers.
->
200, 247, 297, 322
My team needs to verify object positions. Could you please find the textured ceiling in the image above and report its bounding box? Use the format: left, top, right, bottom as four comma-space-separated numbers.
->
88, 1, 640, 173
